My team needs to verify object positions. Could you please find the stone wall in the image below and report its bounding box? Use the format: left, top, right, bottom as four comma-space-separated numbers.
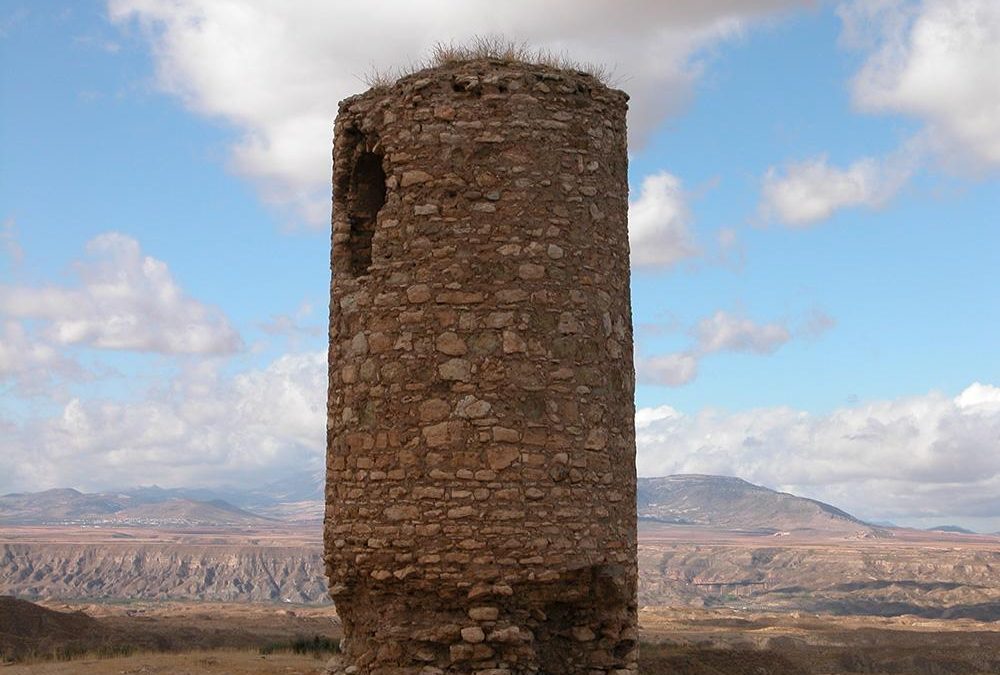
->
325, 59, 637, 674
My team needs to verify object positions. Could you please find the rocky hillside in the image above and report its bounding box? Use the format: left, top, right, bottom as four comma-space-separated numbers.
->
5, 536, 1000, 620
0, 543, 328, 604
638, 538, 1000, 620
637, 475, 874, 535
0, 595, 108, 661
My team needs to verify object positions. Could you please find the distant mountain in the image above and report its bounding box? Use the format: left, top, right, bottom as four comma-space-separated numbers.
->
637, 474, 878, 535
4, 473, 891, 534
122, 470, 326, 523
0, 468, 326, 527
123, 469, 325, 511
253, 500, 325, 523
0, 489, 128, 524
102, 498, 273, 527
232, 470, 325, 510
928, 525, 977, 534
0, 490, 270, 527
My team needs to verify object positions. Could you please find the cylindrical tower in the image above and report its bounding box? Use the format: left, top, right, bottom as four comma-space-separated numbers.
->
326, 58, 636, 674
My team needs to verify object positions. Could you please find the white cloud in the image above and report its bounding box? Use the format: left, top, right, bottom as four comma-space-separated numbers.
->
761, 0, 1000, 228
636, 382, 1000, 528
637, 310, 808, 387
628, 172, 699, 269
760, 152, 915, 226
0, 320, 79, 395
638, 352, 699, 386
635, 404, 684, 430
108, 0, 813, 225
2, 351, 326, 493
841, 0, 1000, 169
0, 233, 241, 355
694, 310, 791, 355
955, 381, 1000, 412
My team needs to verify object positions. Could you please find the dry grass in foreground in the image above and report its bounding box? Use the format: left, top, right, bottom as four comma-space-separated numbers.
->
1, 650, 327, 674
1, 647, 800, 675
6, 599, 1000, 674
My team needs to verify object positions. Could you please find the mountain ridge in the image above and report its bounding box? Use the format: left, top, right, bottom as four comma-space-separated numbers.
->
928, 525, 977, 534
3, 473, 885, 535
636, 474, 879, 536
0, 491, 271, 527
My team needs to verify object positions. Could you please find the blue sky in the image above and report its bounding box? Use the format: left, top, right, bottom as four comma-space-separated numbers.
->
2, 0, 999, 529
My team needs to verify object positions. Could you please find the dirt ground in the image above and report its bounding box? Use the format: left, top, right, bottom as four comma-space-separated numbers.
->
5, 601, 1000, 674
2, 650, 328, 674
640, 607, 1000, 674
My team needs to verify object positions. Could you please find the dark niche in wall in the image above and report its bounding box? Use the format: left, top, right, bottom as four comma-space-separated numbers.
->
347, 151, 385, 276
335, 129, 387, 278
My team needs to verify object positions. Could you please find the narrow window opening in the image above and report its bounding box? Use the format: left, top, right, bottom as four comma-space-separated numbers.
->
346, 150, 386, 277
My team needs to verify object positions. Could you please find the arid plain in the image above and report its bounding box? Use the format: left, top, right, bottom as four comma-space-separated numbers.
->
4, 512, 1000, 673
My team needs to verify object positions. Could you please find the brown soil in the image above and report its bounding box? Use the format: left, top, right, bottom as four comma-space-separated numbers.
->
0, 596, 110, 661
640, 644, 807, 675
0, 599, 339, 663
0, 596, 101, 637
3, 648, 804, 675
641, 607, 1000, 674
1, 650, 328, 674
6, 599, 1000, 673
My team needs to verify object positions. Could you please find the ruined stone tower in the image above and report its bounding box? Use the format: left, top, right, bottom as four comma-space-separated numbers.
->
325, 58, 637, 674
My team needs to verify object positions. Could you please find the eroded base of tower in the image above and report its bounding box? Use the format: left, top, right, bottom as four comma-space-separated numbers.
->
327, 566, 638, 675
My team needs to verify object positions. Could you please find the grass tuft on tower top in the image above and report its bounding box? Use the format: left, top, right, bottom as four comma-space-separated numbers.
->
362, 35, 615, 90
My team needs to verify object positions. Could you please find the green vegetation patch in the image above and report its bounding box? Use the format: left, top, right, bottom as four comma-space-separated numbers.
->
259, 634, 340, 659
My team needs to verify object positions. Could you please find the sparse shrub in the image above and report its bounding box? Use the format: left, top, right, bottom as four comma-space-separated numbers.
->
7, 643, 137, 664
96, 644, 137, 659
260, 634, 340, 659
430, 35, 614, 83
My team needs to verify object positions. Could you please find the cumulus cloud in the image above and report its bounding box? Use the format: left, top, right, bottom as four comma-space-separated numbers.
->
108, 0, 813, 225
693, 310, 791, 355
841, 0, 1000, 170
637, 310, 806, 387
638, 352, 699, 387
0, 320, 80, 395
955, 382, 1000, 411
628, 172, 699, 269
0, 233, 241, 355
759, 0, 1000, 227
760, 151, 916, 226
636, 382, 1000, 528
2, 351, 326, 493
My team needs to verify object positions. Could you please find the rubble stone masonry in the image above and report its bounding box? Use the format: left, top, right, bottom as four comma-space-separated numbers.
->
325, 59, 637, 675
